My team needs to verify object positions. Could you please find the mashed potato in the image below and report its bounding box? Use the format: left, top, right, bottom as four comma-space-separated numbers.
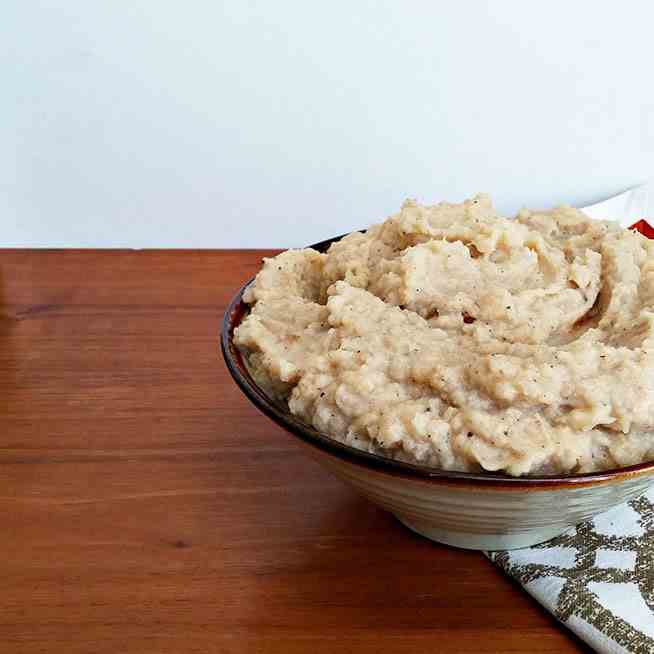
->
234, 195, 654, 476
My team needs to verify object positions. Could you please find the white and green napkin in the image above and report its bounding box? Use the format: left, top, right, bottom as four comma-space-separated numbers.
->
487, 487, 654, 653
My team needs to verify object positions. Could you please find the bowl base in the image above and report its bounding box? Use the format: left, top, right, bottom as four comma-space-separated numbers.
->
394, 513, 568, 551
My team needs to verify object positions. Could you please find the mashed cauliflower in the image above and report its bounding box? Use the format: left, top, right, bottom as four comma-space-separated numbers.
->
234, 195, 654, 476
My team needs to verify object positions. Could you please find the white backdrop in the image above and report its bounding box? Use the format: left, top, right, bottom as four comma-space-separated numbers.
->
3, 1, 654, 248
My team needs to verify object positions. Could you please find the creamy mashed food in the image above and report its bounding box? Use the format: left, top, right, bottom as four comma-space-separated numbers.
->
234, 195, 654, 476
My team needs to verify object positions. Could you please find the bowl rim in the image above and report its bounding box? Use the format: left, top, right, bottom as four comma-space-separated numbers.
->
221, 234, 654, 489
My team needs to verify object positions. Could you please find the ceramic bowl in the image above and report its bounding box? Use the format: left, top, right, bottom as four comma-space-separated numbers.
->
221, 235, 654, 551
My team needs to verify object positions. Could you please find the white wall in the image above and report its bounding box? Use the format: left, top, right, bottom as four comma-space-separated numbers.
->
3, 1, 654, 248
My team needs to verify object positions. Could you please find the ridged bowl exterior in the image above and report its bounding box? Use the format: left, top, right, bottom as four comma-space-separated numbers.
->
304, 442, 654, 550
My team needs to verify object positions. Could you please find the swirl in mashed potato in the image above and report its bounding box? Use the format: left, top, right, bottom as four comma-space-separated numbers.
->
235, 195, 654, 476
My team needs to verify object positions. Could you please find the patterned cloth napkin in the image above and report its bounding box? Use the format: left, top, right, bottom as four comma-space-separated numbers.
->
487, 487, 654, 653
486, 183, 654, 654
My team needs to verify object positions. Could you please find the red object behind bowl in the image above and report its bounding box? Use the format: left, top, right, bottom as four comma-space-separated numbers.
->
629, 219, 654, 238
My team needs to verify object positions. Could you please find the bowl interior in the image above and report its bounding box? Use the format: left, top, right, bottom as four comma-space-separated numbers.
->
221, 234, 654, 488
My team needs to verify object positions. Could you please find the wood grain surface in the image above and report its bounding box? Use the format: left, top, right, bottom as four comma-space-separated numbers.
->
0, 250, 591, 653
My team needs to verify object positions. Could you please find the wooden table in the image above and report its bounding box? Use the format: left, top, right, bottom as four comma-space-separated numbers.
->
0, 250, 590, 653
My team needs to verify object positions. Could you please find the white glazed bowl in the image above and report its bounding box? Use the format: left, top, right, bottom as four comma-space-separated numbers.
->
222, 236, 654, 551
